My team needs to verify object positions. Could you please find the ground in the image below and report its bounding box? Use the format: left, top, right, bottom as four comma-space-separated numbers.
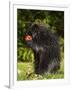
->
17, 56, 64, 80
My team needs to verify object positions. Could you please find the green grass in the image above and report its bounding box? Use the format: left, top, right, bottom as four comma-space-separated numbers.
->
17, 59, 64, 80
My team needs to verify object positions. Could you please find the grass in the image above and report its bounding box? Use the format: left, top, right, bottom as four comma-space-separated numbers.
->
17, 59, 64, 80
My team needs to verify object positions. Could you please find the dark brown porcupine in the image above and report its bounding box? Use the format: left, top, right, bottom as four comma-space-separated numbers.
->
23, 24, 60, 74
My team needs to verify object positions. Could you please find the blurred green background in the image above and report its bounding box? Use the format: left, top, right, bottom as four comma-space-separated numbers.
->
17, 9, 64, 80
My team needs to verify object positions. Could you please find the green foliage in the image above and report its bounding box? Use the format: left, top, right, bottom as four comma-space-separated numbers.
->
18, 47, 34, 62
17, 9, 64, 37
